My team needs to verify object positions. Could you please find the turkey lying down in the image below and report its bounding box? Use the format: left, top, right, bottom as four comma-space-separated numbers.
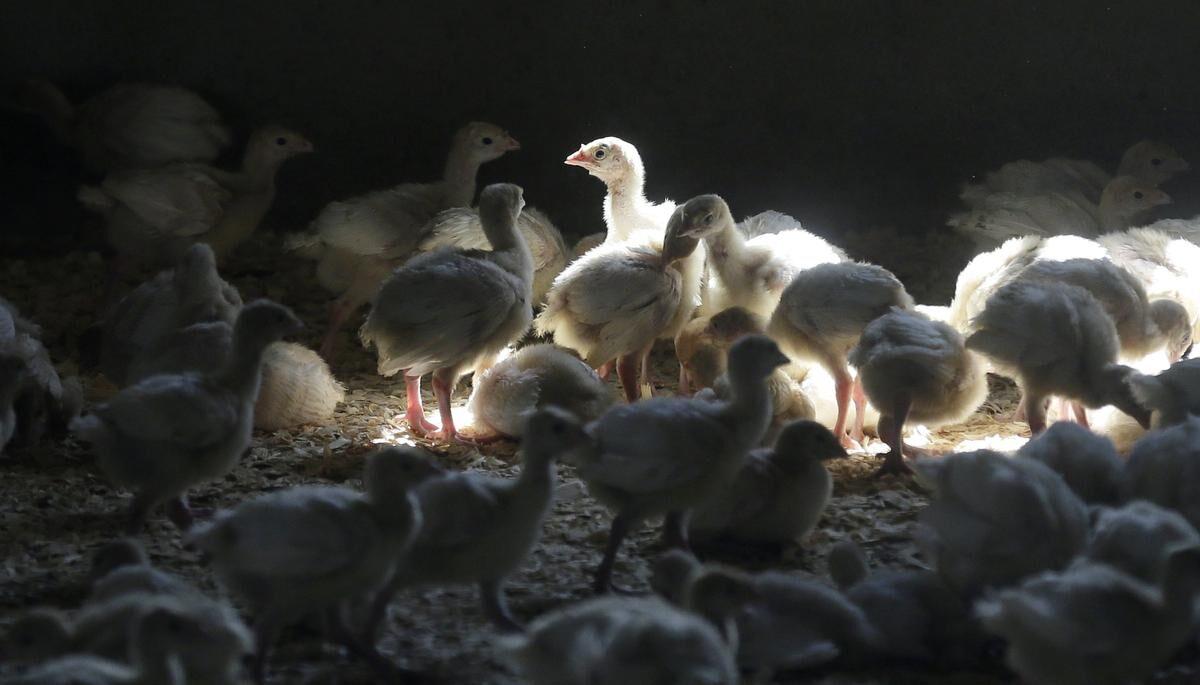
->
79, 125, 313, 274
71, 300, 303, 533
952, 175, 1171, 249
976, 545, 1200, 685
534, 203, 703, 402
670, 194, 846, 320
290, 122, 519, 357
848, 308, 988, 477
360, 183, 533, 443
965, 280, 1151, 434
767, 260, 914, 448
567, 334, 787, 592
11, 79, 231, 173
688, 419, 845, 549
465, 343, 614, 440
827, 541, 987, 666
915, 449, 1090, 597
365, 407, 589, 638
418, 204, 568, 306
960, 140, 1188, 207
500, 594, 738, 685
653, 551, 881, 679
187, 446, 441, 684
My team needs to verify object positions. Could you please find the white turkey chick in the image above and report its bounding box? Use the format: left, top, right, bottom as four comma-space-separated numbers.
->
500, 594, 737, 685
290, 122, 518, 357
965, 280, 1151, 434
849, 308, 988, 477
418, 205, 567, 306
569, 335, 787, 592
71, 300, 302, 532
960, 140, 1188, 207
78, 126, 312, 274
976, 546, 1200, 685
1085, 500, 1200, 585
1015, 421, 1123, 504
1100, 226, 1200, 347
187, 446, 440, 683
465, 343, 614, 440
11, 79, 231, 173
1121, 416, 1200, 531
671, 194, 846, 320
914, 449, 1090, 597
826, 540, 988, 666
365, 407, 589, 636
359, 183, 532, 442
564, 136, 676, 243
952, 175, 1170, 249
688, 419, 846, 549
767, 261, 914, 448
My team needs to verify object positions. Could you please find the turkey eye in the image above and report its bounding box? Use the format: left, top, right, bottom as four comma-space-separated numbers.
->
482, 137, 493, 145
594, 149, 606, 160
703, 214, 714, 225
275, 137, 287, 146
1152, 158, 1163, 166
1134, 191, 1145, 199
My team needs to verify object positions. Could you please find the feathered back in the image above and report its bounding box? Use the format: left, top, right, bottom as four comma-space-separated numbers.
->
254, 342, 346, 431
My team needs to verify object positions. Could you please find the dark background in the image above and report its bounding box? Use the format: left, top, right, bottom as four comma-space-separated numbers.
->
3, 0, 1200, 251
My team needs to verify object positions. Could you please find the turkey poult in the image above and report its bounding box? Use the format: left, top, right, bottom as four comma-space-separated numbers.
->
827, 541, 985, 666
542, 139, 705, 401
4, 606, 194, 685
965, 281, 1151, 434
976, 546, 1200, 685
567, 335, 787, 592
71, 300, 303, 533
848, 308, 988, 477
290, 122, 519, 356
79, 126, 312, 274
187, 446, 440, 684
915, 449, 1090, 597
365, 407, 589, 636
1128, 357, 1200, 428
500, 595, 737, 685
0, 297, 83, 448
960, 140, 1188, 207
359, 183, 533, 443
535, 206, 702, 402
767, 261, 914, 448
1100, 226, 1200, 344
417, 205, 568, 306
688, 419, 846, 548
465, 344, 614, 440
952, 175, 1172, 249
669, 194, 846, 320
1015, 422, 1123, 505
87, 538, 197, 603
1121, 416, 1200, 531
100, 242, 242, 386
12, 79, 231, 173
655, 553, 881, 679
251, 342, 345, 430
1085, 501, 1200, 585
563, 137, 676, 243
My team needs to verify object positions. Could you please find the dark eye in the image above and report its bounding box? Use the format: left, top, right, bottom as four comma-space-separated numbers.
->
703, 214, 714, 225
594, 149, 607, 160
1134, 191, 1144, 199
482, 137, 493, 145
275, 137, 287, 146
1152, 158, 1163, 166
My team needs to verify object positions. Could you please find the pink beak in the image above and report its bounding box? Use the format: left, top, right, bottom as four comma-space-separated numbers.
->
1154, 190, 1172, 206
504, 137, 521, 151
564, 149, 590, 167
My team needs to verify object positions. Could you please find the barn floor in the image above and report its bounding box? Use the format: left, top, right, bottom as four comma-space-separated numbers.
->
0, 231, 1196, 684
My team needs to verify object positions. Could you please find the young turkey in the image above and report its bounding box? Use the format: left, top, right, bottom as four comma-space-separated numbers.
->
1015, 422, 1122, 504
1121, 416, 1200, 531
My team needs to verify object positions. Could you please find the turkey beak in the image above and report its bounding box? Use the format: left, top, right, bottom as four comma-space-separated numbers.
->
771, 350, 790, 368
565, 149, 590, 168
1168, 158, 1190, 173
294, 137, 315, 154
1152, 189, 1172, 206
504, 136, 521, 152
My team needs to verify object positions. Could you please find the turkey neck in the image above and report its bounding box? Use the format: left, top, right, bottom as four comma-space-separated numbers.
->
722, 369, 773, 446
602, 165, 649, 242
217, 330, 271, 397
442, 145, 482, 208
703, 219, 748, 284
1098, 193, 1139, 233
481, 213, 534, 286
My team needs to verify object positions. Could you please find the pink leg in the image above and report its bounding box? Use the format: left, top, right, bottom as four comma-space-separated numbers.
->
831, 368, 855, 449
850, 374, 868, 443
404, 373, 439, 435
678, 364, 691, 396
320, 297, 358, 360
1072, 402, 1090, 428
1055, 397, 1075, 424
431, 369, 469, 444
596, 361, 613, 381
1024, 393, 1048, 435
873, 393, 914, 478
637, 345, 655, 399
616, 353, 641, 403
